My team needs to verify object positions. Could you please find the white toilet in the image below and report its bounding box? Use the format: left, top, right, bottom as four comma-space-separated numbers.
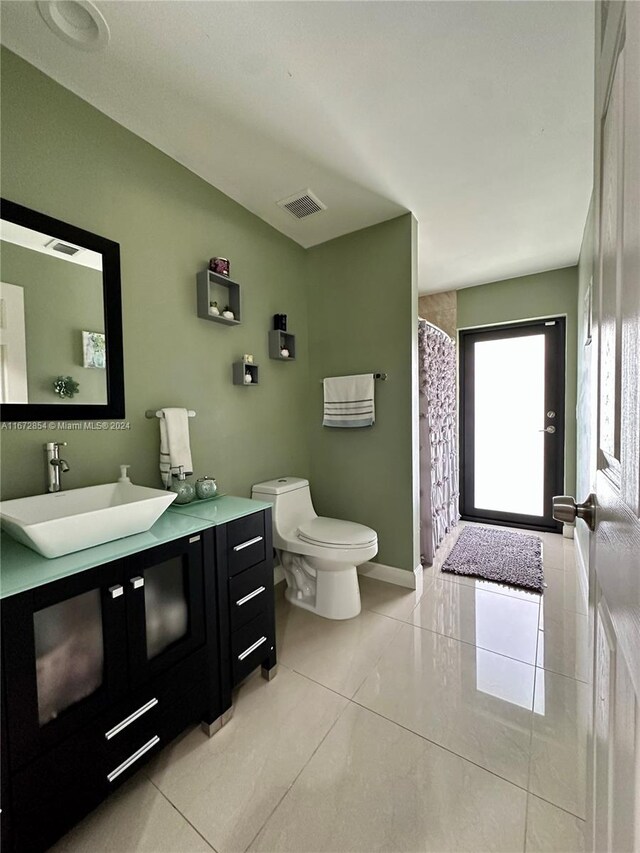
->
251, 477, 378, 620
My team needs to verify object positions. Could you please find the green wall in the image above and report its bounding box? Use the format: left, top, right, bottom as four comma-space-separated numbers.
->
0, 49, 310, 500
306, 215, 420, 573
457, 266, 579, 496
1, 241, 106, 404
0, 49, 419, 575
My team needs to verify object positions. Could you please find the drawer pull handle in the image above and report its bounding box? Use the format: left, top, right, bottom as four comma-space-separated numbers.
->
189, 535, 201, 543
238, 636, 267, 661
109, 584, 124, 599
233, 535, 263, 552
107, 735, 160, 783
104, 698, 158, 740
236, 586, 266, 607
130, 576, 145, 589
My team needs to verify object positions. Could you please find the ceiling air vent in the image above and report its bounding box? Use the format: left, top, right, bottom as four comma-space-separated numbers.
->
45, 238, 82, 257
277, 189, 326, 220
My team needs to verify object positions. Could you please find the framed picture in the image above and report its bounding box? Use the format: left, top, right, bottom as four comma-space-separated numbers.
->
82, 331, 106, 369
583, 277, 593, 347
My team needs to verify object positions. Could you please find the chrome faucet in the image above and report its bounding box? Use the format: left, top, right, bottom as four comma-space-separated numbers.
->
45, 442, 70, 493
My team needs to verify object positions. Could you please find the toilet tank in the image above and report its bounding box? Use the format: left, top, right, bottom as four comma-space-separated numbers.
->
251, 477, 317, 546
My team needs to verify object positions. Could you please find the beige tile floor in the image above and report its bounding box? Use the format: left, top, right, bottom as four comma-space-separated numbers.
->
54, 523, 591, 853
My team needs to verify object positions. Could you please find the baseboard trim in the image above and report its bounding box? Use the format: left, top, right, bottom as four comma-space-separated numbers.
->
358, 561, 422, 590
275, 560, 422, 591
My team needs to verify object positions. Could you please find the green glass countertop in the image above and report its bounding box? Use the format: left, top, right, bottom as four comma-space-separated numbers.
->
168, 494, 271, 523
0, 495, 271, 600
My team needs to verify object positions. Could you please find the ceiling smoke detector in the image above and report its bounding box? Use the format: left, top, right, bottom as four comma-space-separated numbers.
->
277, 189, 326, 220
37, 1, 110, 52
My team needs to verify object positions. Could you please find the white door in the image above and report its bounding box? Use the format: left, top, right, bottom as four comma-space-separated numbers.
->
569, 3, 640, 850
0, 281, 28, 403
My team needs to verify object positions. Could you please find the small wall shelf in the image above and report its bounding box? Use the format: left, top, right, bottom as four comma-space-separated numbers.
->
197, 270, 241, 325
268, 330, 296, 361
233, 361, 259, 386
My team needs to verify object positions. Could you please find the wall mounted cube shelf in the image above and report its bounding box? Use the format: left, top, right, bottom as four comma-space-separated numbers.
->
233, 362, 259, 385
268, 330, 296, 360
197, 270, 241, 325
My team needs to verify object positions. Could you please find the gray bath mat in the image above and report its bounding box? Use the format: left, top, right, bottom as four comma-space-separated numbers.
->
442, 526, 544, 593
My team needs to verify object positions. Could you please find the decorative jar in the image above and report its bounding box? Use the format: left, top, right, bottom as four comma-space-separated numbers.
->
196, 476, 217, 500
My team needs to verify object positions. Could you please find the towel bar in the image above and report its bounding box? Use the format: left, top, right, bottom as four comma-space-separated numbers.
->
145, 409, 196, 419
319, 373, 386, 383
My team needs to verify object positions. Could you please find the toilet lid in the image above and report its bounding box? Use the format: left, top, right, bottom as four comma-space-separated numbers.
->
297, 517, 377, 548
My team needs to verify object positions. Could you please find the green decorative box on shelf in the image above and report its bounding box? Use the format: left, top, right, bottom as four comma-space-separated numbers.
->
197, 269, 241, 325
268, 330, 296, 360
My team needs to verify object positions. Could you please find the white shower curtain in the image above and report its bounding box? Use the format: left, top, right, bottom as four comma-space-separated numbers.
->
418, 319, 459, 565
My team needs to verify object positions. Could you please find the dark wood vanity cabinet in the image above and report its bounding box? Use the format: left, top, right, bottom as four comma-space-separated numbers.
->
216, 509, 277, 714
0, 508, 276, 853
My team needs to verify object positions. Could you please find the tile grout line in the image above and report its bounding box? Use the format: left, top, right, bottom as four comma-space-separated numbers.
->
349, 613, 406, 698
284, 662, 361, 701
241, 700, 352, 853
523, 614, 544, 852
525, 790, 588, 824
348, 696, 534, 800
277, 656, 589, 821
145, 773, 220, 853
399, 616, 541, 670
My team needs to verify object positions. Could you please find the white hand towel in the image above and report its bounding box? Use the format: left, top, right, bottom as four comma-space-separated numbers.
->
159, 408, 193, 487
323, 374, 375, 428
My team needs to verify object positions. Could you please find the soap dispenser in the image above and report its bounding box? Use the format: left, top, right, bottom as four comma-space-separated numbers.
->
169, 465, 195, 504
118, 465, 131, 484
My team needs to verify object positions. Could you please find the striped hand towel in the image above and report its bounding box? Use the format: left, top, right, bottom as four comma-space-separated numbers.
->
323, 374, 375, 428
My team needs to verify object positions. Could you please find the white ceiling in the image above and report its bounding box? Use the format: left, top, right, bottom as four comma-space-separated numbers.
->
0, 1, 594, 293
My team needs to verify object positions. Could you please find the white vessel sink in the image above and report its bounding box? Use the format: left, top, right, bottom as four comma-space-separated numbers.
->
0, 483, 177, 558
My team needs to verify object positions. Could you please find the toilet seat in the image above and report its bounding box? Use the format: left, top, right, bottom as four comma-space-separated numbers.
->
297, 517, 377, 549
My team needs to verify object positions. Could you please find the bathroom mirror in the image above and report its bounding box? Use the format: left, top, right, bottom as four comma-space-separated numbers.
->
0, 199, 124, 420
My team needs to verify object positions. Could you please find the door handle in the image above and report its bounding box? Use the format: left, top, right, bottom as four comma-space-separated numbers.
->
130, 576, 144, 590
552, 493, 597, 531
539, 426, 556, 434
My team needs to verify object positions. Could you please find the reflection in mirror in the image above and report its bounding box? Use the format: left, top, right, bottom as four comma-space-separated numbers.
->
1, 220, 106, 404
0, 199, 124, 420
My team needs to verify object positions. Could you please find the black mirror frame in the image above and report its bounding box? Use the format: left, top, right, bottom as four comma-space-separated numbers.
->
0, 199, 125, 421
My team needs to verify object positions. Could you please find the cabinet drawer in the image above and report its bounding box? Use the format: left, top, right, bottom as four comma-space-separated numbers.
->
104, 687, 203, 789
231, 613, 274, 685
229, 563, 272, 631
10, 688, 205, 853
11, 721, 109, 852
227, 513, 266, 576
101, 652, 206, 763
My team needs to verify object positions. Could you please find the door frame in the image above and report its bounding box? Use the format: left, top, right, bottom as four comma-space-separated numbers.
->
459, 317, 566, 532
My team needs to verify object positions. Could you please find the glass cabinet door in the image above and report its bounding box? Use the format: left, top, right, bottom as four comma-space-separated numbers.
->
34, 589, 104, 727
144, 556, 190, 660
126, 534, 206, 683
2, 561, 127, 768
